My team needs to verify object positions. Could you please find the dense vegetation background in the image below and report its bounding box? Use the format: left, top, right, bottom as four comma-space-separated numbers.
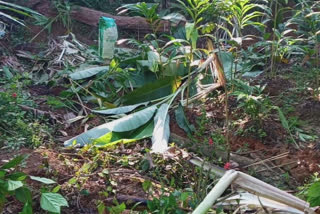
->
0, 0, 319, 213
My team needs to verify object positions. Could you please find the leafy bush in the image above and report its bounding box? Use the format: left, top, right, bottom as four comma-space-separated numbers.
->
298, 173, 320, 207
143, 190, 196, 214
307, 181, 320, 207
219, 0, 270, 38
0, 74, 52, 149
0, 155, 68, 213
232, 80, 271, 121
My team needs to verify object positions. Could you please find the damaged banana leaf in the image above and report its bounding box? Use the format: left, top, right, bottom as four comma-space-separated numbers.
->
152, 103, 170, 153
64, 55, 224, 153
64, 106, 157, 147
93, 119, 154, 147
92, 102, 149, 115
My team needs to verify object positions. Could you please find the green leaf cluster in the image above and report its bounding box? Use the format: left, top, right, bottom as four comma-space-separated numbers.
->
0, 155, 68, 214
307, 181, 320, 207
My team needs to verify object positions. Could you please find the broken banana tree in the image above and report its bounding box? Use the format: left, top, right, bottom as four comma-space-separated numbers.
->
191, 159, 316, 214
64, 54, 224, 153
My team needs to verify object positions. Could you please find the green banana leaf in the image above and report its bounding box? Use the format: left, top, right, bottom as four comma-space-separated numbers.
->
69, 66, 109, 80
163, 61, 188, 77
0, 11, 24, 25
152, 103, 170, 153
64, 106, 157, 147
217, 51, 234, 80
92, 102, 149, 115
125, 71, 158, 88
161, 13, 186, 25
94, 119, 154, 147
122, 76, 181, 105
175, 103, 195, 134
0, 1, 43, 16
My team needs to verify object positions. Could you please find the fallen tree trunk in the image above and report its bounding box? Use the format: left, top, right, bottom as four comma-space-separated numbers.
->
71, 6, 170, 33
22, 0, 170, 33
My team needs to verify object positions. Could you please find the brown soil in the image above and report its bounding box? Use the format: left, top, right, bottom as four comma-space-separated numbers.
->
261, 77, 295, 96
290, 149, 320, 183
169, 87, 320, 187
170, 119, 188, 139
0, 145, 155, 213
29, 85, 67, 97
27, 22, 97, 46
297, 98, 320, 124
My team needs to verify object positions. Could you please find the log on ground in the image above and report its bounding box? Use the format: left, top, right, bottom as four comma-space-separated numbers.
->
21, 0, 170, 33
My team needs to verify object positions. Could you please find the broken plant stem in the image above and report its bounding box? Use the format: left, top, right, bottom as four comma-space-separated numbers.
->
256, 160, 297, 173
243, 152, 289, 168
179, 84, 221, 107
154, 55, 216, 108
69, 79, 88, 116
225, 87, 231, 162
72, 100, 93, 112
185, 45, 194, 107
316, 42, 319, 98
70, 79, 96, 98
192, 170, 239, 214
30, 16, 58, 42
224, 53, 232, 162
190, 159, 316, 214
270, 0, 279, 78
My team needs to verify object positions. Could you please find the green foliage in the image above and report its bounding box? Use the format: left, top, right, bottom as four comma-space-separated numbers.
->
0, 155, 68, 213
307, 181, 320, 207
108, 202, 126, 214
175, 0, 210, 25
195, 107, 210, 138
240, 43, 268, 77
210, 132, 226, 149
290, 1, 320, 44
93, 102, 149, 115
175, 103, 195, 135
119, 2, 159, 28
220, 0, 270, 38
0, 97, 26, 147
287, 116, 318, 142
64, 106, 157, 147
53, 0, 72, 32
0, 76, 52, 149
72, 0, 157, 14
231, 80, 304, 145
232, 80, 271, 121
298, 173, 320, 207
32, 0, 72, 41
40, 193, 69, 213
145, 190, 195, 213
3, 1, 320, 212
69, 65, 109, 80
122, 76, 180, 104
